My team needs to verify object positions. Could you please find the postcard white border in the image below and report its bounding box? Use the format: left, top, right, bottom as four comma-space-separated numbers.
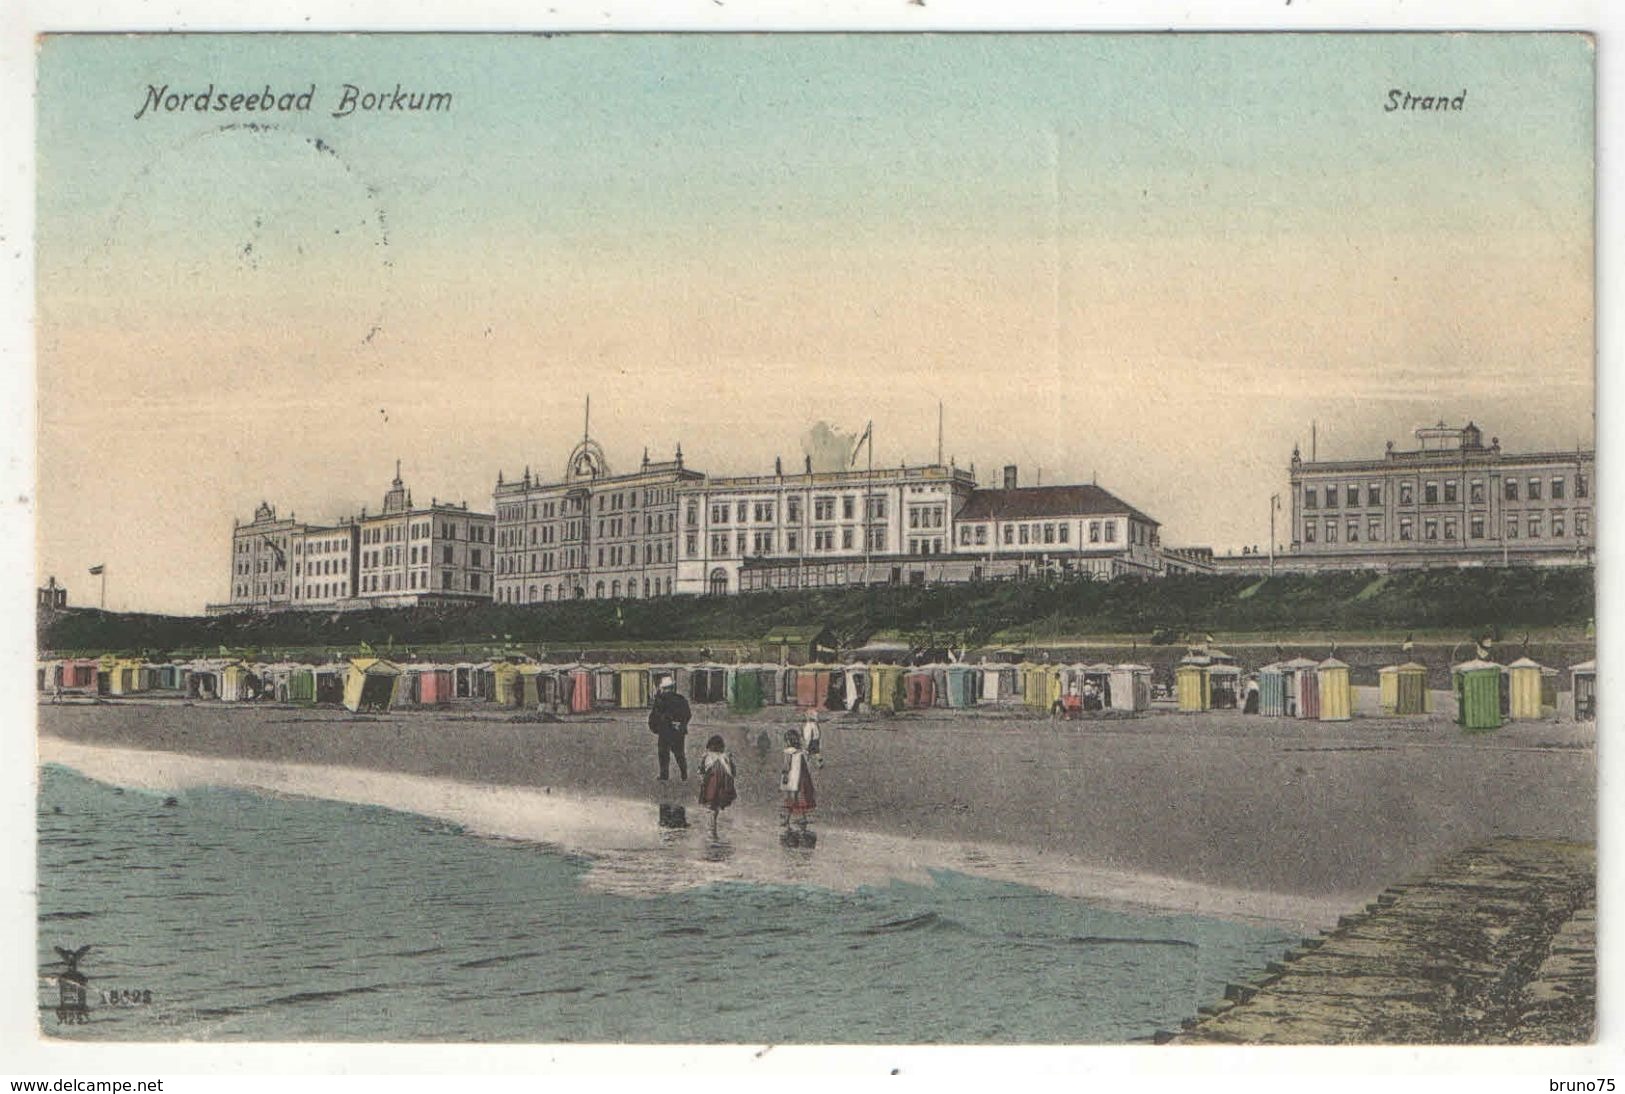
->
1, 1, 1617, 1087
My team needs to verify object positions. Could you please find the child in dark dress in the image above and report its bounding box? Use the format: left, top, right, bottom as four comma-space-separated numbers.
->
697, 734, 738, 835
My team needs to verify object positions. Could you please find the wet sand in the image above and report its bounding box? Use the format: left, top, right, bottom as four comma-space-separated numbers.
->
37, 699, 1593, 918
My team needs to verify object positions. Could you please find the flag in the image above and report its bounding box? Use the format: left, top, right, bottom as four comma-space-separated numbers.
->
850, 421, 873, 467
87, 564, 105, 575
1401, 634, 1414, 653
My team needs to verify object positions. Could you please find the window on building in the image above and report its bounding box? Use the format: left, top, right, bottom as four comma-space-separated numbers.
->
1470, 516, 1485, 539
1368, 483, 1382, 506
1553, 513, 1566, 538
815, 497, 835, 521
1577, 512, 1590, 537
1443, 518, 1457, 540
1505, 479, 1519, 501
866, 496, 887, 519
787, 530, 800, 552
1424, 482, 1439, 504
1424, 519, 1438, 541
1369, 518, 1383, 541
1089, 521, 1100, 543
1346, 519, 1359, 543
1305, 523, 1317, 543
1003, 525, 1014, 545
1325, 520, 1337, 543
1469, 480, 1484, 504
1346, 485, 1359, 507
1400, 481, 1414, 505
1305, 489, 1317, 510
710, 533, 729, 557
1043, 524, 1055, 544
1104, 522, 1117, 543
1576, 474, 1588, 499
1528, 515, 1542, 538
959, 526, 972, 546
1444, 481, 1458, 504
866, 526, 885, 550
1552, 478, 1566, 500
736, 532, 747, 555
1058, 524, 1070, 544
1528, 478, 1543, 500
442, 570, 452, 589
1019, 525, 1031, 545
1325, 486, 1338, 508
842, 497, 855, 520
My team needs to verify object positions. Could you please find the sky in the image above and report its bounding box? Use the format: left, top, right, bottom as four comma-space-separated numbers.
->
34, 32, 1594, 614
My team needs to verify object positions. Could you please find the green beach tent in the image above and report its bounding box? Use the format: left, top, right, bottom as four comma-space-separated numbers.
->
1452, 660, 1502, 731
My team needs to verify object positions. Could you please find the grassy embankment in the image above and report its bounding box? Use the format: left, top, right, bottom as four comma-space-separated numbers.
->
39, 567, 1594, 662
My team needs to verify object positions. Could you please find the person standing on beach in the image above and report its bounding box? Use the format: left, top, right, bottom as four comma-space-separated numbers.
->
697, 734, 738, 835
649, 680, 692, 781
800, 709, 823, 766
780, 728, 817, 840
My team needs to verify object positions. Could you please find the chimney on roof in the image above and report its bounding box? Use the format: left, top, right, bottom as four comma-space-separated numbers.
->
775, 456, 783, 477
1003, 465, 1018, 490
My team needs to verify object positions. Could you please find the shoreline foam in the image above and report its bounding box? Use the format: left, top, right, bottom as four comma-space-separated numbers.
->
39, 736, 1344, 931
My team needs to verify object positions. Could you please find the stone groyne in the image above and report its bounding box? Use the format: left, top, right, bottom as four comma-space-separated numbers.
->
1170, 838, 1595, 1044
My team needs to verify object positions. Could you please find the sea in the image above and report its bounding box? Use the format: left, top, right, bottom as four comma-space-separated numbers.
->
37, 763, 1296, 1043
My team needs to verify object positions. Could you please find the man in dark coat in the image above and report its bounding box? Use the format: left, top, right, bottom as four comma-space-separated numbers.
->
649, 680, 692, 780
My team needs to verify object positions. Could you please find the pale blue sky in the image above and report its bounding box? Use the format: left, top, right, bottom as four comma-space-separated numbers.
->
35, 34, 1594, 612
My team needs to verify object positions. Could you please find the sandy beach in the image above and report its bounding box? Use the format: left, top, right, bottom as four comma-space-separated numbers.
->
37, 700, 1594, 928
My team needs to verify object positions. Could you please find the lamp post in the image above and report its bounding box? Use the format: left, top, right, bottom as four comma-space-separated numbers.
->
1269, 494, 1281, 576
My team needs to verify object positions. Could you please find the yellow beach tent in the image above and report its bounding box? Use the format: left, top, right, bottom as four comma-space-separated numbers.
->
1316, 657, 1352, 722
344, 658, 402, 713
1505, 657, 1549, 720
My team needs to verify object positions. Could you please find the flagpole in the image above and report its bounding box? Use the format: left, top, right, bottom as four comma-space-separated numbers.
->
865, 424, 872, 588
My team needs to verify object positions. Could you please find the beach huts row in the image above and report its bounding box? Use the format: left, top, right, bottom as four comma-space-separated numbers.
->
37, 651, 1597, 725
34, 654, 1158, 717
1449, 657, 1593, 730
1174, 653, 1595, 727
